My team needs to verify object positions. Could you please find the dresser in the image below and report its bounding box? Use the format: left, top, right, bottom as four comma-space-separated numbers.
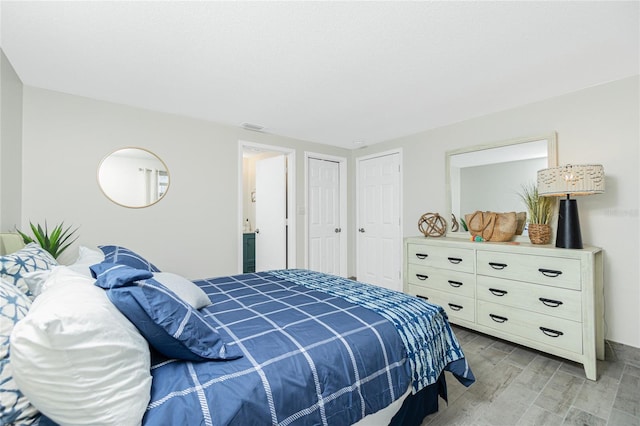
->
404, 236, 604, 380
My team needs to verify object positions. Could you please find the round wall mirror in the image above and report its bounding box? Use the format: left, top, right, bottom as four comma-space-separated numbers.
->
98, 147, 170, 208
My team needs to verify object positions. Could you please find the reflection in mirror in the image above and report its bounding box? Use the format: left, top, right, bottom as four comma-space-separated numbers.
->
98, 148, 170, 208
446, 134, 557, 234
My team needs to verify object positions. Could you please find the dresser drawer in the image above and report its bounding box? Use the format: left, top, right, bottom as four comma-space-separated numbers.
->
477, 301, 582, 354
407, 244, 475, 273
477, 276, 581, 321
477, 251, 581, 290
407, 264, 475, 297
408, 286, 475, 323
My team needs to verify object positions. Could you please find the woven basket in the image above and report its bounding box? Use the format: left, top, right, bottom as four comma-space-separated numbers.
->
528, 224, 551, 245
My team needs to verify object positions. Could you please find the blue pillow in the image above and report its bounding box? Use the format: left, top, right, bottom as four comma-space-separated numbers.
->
98, 245, 161, 272
90, 262, 153, 288
91, 264, 241, 361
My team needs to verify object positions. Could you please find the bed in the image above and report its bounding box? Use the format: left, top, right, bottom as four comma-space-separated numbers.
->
1, 240, 474, 426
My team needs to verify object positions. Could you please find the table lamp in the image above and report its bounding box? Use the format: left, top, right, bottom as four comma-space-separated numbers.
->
537, 164, 605, 249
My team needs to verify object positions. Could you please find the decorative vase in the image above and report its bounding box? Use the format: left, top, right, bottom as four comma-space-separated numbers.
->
528, 223, 551, 245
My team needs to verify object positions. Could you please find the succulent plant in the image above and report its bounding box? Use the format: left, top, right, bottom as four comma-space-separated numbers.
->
16, 221, 78, 259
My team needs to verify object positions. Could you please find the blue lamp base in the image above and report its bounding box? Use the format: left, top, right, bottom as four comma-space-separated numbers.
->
556, 197, 583, 249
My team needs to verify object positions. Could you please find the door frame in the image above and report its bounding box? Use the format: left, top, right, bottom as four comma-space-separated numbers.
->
238, 141, 296, 274
304, 152, 348, 277
355, 148, 403, 286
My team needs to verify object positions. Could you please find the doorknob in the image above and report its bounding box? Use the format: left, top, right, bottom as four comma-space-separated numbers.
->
334, 228, 342, 233
255, 228, 260, 234
358, 228, 365, 233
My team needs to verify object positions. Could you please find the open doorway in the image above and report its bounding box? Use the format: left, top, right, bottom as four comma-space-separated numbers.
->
238, 141, 296, 274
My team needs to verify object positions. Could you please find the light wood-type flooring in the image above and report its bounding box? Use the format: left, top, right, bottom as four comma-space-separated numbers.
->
423, 325, 640, 426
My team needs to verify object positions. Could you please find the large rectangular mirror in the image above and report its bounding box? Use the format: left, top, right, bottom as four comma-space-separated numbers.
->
446, 133, 558, 236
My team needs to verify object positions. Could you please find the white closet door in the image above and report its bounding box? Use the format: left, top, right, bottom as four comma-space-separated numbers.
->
356, 152, 401, 291
308, 158, 341, 275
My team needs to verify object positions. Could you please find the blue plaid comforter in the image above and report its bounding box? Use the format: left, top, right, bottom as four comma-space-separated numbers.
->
144, 270, 473, 426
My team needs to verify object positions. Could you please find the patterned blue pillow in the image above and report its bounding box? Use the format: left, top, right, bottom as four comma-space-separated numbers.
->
91, 264, 241, 361
0, 243, 58, 297
98, 245, 161, 272
0, 279, 39, 425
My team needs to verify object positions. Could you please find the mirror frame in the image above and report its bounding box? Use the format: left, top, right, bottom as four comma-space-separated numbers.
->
445, 133, 558, 237
98, 147, 170, 209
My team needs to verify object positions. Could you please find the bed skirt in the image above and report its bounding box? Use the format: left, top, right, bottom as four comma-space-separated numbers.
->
390, 373, 447, 425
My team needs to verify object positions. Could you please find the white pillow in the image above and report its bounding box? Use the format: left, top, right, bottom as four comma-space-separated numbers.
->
22, 269, 52, 298
66, 246, 105, 277
153, 272, 211, 309
10, 267, 152, 425
23, 250, 105, 297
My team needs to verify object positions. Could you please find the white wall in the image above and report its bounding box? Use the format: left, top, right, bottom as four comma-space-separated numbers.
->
15, 74, 640, 348
20, 86, 350, 278
353, 75, 640, 348
0, 49, 22, 231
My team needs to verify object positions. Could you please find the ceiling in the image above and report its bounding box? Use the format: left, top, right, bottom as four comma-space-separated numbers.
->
1, 1, 638, 149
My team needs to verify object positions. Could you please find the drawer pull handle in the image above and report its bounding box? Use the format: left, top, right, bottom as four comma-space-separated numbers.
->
448, 257, 462, 264
489, 262, 508, 270
448, 280, 463, 288
448, 303, 463, 311
416, 294, 429, 301
415, 253, 429, 260
539, 327, 564, 338
416, 274, 429, 281
539, 297, 564, 308
538, 268, 563, 278
489, 288, 508, 297
489, 314, 508, 323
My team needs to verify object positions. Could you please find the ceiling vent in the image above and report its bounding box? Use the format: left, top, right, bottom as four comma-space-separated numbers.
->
241, 122, 265, 132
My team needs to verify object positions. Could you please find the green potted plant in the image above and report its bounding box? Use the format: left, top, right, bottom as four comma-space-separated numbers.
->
16, 221, 78, 259
519, 183, 555, 244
